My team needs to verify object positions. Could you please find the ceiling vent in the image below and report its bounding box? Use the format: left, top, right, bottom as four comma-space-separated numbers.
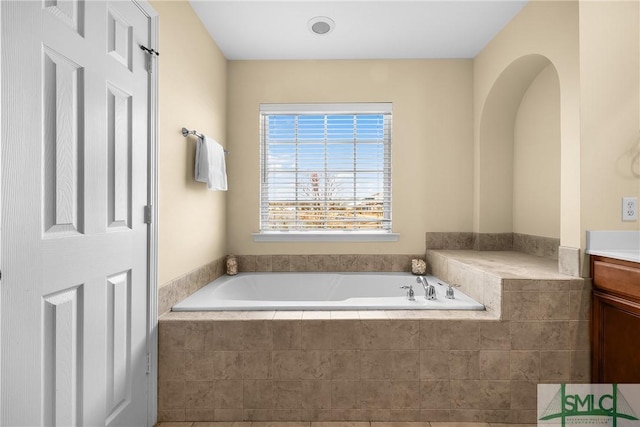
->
308, 16, 335, 35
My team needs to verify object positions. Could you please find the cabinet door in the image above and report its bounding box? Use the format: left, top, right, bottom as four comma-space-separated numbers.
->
592, 290, 640, 383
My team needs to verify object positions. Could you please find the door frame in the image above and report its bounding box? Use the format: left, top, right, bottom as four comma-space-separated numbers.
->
0, 2, 159, 426
132, 1, 159, 426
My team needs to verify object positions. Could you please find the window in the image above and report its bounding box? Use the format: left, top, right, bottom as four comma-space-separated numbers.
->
258, 103, 394, 240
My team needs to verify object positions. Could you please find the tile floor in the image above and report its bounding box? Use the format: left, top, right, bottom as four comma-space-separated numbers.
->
155, 422, 537, 427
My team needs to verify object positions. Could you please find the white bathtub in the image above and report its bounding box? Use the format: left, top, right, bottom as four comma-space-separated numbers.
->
172, 272, 485, 311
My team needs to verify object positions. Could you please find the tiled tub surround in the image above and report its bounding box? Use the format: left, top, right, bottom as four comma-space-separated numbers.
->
160, 256, 227, 315
424, 232, 560, 260
158, 251, 590, 423
235, 255, 423, 274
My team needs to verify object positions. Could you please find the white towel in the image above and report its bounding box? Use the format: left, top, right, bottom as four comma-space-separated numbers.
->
195, 135, 227, 191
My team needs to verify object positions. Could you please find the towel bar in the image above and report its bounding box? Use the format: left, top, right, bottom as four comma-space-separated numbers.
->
182, 127, 229, 154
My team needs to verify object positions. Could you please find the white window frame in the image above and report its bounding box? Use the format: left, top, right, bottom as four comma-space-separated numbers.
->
253, 103, 398, 242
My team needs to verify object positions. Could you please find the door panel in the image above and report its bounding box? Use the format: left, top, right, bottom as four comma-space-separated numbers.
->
1, 1, 152, 426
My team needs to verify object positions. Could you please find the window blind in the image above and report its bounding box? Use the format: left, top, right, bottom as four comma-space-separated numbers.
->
260, 103, 392, 233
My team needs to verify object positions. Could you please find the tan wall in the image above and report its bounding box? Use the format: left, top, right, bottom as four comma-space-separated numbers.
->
473, 1, 581, 247
226, 60, 474, 255
513, 64, 561, 238
152, 0, 228, 286
579, 1, 640, 239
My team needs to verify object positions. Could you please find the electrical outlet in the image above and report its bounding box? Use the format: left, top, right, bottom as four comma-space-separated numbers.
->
622, 197, 638, 221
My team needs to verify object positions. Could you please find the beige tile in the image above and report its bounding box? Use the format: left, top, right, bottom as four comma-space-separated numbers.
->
539, 291, 570, 320
478, 351, 510, 380
237, 255, 256, 272
371, 422, 430, 427
243, 380, 274, 409
362, 321, 392, 349
448, 322, 480, 350
160, 351, 186, 381
569, 320, 590, 350
213, 380, 243, 409
253, 422, 309, 427
442, 413, 483, 422
274, 312, 304, 320
540, 351, 571, 381
449, 380, 482, 409
243, 409, 274, 421
329, 411, 364, 421
157, 423, 193, 427
272, 351, 303, 380
570, 350, 591, 383
185, 322, 213, 351
391, 351, 420, 379
159, 380, 186, 410
273, 380, 303, 409
505, 292, 540, 321
419, 380, 451, 409
331, 321, 363, 349
419, 409, 450, 421
361, 409, 392, 421
510, 322, 540, 350
302, 311, 332, 320
184, 381, 215, 409
290, 255, 308, 272
359, 380, 392, 408
301, 350, 332, 380
272, 255, 291, 272
510, 351, 540, 381
390, 381, 421, 409
211, 322, 243, 351
302, 380, 332, 409
449, 351, 479, 380
389, 321, 420, 350
431, 422, 489, 427
312, 423, 369, 427
160, 322, 187, 352
242, 351, 272, 379
255, 255, 273, 272
420, 321, 451, 350
391, 255, 413, 272
213, 351, 243, 379
482, 410, 517, 423
510, 381, 537, 410
157, 410, 186, 422
387, 412, 423, 422
331, 311, 360, 320
331, 380, 361, 409
301, 321, 332, 350
339, 255, 360, 272
185, 352, 214, 381
420, 350, 450, 380
479, 381, 510, 409
489, 424, 536, 427
301, 409, 333, 421
273, 320, 302, 350
193, 421, 250, 427
516, 411, 538, 424
569, 290, 591, 321
243, 321, 273, 350
539, 321, 570, 350
360, 350, 392, 379
332, 350, 360, 380
213, 410, 245, 421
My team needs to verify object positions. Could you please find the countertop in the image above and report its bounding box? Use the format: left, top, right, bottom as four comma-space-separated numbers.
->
586, 231, 640, 264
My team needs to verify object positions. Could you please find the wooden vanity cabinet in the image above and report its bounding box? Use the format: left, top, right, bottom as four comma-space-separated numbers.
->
591, 255, 640, 383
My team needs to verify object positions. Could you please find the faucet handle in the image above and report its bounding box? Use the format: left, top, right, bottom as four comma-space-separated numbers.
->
400, 285, 416, 301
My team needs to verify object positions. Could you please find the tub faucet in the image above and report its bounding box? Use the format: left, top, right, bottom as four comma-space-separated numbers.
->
416, 276, 437, 300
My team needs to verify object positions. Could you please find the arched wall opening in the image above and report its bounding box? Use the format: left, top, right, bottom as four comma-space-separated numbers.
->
476, 54, 561, 241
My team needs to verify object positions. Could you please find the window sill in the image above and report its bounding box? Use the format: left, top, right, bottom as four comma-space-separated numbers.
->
252, 232, 400, 243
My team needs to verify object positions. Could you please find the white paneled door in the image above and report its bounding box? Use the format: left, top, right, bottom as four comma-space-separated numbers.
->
1, 1, 156, 426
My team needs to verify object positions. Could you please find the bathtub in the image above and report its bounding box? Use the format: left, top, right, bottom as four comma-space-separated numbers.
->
172, 272, 485, 311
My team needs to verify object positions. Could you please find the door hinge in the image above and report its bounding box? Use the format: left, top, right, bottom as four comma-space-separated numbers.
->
146, 353, 151, 375
144, 205, 153, 224
140, 45, 159, 74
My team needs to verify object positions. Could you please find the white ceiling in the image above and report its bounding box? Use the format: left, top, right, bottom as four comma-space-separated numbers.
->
189, 0, 528, 60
